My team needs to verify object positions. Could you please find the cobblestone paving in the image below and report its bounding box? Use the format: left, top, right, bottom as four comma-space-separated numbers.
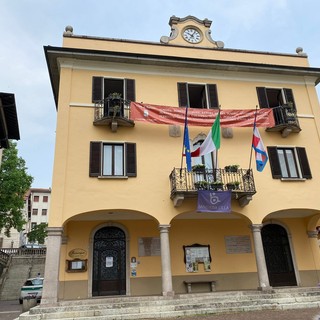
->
153, 308, 320, 320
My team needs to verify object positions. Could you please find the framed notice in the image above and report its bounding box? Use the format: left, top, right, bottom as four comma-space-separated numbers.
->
66, 259, 87, 272
183, 244, 212, 273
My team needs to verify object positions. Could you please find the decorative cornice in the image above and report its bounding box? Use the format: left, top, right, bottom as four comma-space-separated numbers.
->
169, 15, 212, 28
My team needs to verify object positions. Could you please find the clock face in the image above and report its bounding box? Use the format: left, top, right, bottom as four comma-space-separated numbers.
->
183, 28, 202, 43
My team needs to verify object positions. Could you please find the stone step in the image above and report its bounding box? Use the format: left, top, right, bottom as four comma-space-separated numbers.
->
54, 287, 320, 307
47, 296, 320, 312
17, 288, 320, 320
18, 301, 320, 320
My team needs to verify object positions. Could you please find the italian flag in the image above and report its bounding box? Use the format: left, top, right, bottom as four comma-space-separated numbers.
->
191, 112, 221, 157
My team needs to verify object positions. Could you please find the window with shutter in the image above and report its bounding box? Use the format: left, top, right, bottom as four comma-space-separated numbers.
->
256, 87, 269, 109
283, 88, 296, 110
92, 77, 103, 102
267, 146, 311, 180
207, 84, 219, 109
256, 87, 297, 127
89, 142, 101, 177
89, 141, 136, 178
92, 77, 136, 102
256, 87, 296, 109
177, 82, 219, 109
125, 79, 136, 102
267, 147, 282, 179
296, 147, 312, 179
126, 143, 137, 177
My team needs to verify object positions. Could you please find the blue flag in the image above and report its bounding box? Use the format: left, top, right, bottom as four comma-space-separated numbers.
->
183, 107, 192, 172
184, 124, 192, 172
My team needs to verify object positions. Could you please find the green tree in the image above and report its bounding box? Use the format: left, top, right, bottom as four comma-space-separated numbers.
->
27, 223, 48, 244
0, 141, 33, 236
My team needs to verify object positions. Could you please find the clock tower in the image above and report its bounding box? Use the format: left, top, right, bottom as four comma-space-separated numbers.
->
160, 15, 224, 48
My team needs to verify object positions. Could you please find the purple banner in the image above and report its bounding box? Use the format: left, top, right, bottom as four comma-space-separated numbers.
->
197, 190, 231, 213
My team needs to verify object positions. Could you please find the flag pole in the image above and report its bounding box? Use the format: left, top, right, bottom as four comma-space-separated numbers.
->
248, 106, 259, 170
214, 108, 220, 180
180, 106, 190, 175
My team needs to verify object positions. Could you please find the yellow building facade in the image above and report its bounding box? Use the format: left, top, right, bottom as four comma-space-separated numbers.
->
42, 16, 320, 304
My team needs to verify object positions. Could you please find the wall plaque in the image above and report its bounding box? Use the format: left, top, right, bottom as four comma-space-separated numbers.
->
138, 237, 160, 256
68, 248, 87, 259
225, 236, 252, 254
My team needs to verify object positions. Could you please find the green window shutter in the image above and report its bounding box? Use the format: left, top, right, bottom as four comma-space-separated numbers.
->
207, 84, 219, 109
126, 143, 137, 177
92, 77, 103, 102
177, 82, 189, 107
296, 147, 312, 179
89, 142, 101, 177
125, 79, 136, 102
267, 146, 282, 179
256, 87, 269, 108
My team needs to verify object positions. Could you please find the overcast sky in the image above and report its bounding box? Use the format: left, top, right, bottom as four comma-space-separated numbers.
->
1, 0, 319, 188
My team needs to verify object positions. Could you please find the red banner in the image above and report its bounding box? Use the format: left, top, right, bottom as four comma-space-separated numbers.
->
130, 102, 275, 127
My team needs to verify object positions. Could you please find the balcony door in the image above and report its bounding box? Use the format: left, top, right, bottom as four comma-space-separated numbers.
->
261, 224, 297, 287
256, 87, 296, 126
92, 226, 126, 296
192, 140, 215, 170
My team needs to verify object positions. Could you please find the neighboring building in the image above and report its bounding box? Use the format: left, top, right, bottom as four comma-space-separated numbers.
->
0, 188, 51, 248
23, 188, 51, 245
0, 228, 24, 248
42, 16, 320, 304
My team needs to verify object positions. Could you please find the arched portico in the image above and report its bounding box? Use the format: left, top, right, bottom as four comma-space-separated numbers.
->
169, 209, 262, 292
263, 209, 320, 288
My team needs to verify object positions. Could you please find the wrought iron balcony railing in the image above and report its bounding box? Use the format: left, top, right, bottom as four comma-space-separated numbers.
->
169, 167, 256, 208
93, 95, 134, 132
267, 104, 301, 137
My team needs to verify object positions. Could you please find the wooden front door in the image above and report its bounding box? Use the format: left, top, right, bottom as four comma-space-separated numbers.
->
261, 224, 297, 287
92, 226, 126, 296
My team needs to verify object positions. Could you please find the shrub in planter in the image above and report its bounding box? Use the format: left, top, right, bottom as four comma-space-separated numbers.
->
192, 164, 206, 172
226, 181, 240, 190
210, 181, 224, 190
194, 181, 208, 190
225, 165, 239, 173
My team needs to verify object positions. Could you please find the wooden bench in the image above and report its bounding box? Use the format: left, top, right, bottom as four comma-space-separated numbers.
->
183, 280, 217, 293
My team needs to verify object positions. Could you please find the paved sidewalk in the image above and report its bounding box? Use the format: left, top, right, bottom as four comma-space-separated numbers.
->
0, 300, 22, 320
154, 308, 320, 320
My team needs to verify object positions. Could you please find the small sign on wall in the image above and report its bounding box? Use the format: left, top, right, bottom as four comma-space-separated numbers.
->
68, 248, 87, 259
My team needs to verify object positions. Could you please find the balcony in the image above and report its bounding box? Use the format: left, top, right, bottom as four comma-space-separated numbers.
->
93, 94, 135, 132
266, 104, 301, 137
169, 167, 256, 208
